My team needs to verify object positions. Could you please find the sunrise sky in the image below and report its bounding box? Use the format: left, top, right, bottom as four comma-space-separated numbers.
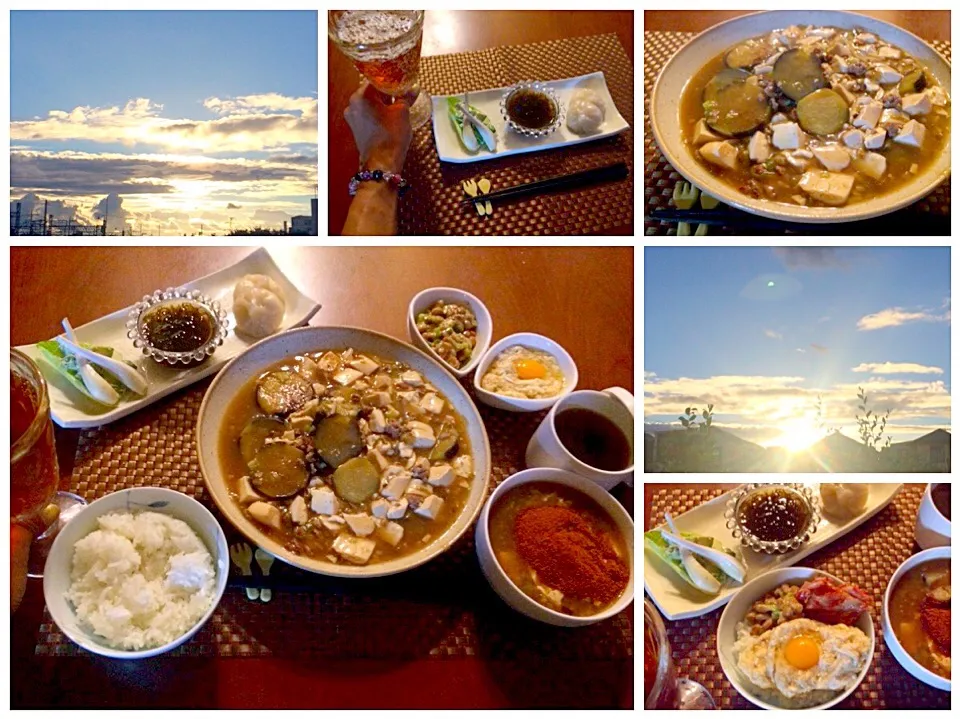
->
644, 247, 951, 449
10, 10, 318, 235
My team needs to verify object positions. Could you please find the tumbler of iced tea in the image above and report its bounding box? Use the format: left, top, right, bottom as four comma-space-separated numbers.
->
11, 349, 60, 523
329, 10, 432, 128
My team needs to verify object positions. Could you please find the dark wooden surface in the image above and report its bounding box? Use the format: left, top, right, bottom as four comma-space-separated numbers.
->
327, 10, 635, 235
11, 245, 634, 709
644, 11, 950, 42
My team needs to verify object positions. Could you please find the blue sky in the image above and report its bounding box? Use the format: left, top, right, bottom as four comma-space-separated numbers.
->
10, 11, 318, 235
644, 247, 950, 447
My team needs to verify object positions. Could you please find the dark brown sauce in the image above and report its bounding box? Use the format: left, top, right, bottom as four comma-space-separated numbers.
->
555, 408, 631, 472
141, 302, 214, 353
737, 487, 811, 542
932, 483, 950, 520
505, 89, 557, 129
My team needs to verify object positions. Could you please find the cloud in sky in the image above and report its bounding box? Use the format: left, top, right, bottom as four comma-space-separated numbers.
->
764, 329, 783, 340
11, 93, 317, 153
810, 343, 828, 353
773, 247, 851, 271
857, 305, 950, 331
852, 362, 944, 375
644, 372, 950, 445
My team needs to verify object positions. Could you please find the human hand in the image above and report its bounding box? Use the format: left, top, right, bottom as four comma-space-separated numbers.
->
344, 81, 413, 174
11, 503, 59, 613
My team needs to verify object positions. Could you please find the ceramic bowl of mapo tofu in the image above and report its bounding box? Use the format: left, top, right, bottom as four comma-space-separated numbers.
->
197, 326, 491, 577
650, 11, 950, 222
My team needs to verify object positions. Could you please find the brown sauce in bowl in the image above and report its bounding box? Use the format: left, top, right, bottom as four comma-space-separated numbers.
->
141, 302, 214, 353
737, 487, 811, 542
506, 89, 557, 129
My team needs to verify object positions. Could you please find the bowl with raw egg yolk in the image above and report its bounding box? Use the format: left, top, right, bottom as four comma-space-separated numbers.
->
716, 566, 875, 710
473, 332, 578, 412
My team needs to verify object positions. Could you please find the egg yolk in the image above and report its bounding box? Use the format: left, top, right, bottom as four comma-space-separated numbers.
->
784, 634, 820, 670
515, 359, 547, 380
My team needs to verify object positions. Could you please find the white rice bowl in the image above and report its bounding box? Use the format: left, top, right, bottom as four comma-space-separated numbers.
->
66, 511, 216, 651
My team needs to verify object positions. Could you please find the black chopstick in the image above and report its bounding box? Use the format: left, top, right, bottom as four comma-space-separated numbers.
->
648, 207, 950, 236
461, 162, 629, 206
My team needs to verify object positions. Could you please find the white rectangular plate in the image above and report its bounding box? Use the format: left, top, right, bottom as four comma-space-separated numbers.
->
643, 483, 904, 620
16, 247, 321, 429
431, 71, 630, 164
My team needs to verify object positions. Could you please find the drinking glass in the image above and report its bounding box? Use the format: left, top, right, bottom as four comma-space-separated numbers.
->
329, 10, 432, 129
11, 349, 86, 578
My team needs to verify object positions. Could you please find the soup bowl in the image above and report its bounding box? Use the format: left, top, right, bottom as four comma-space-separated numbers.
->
197, 325, 492, 578
882, 546, 951, 691
649, 10, 951, 223
914, 483, 951, 549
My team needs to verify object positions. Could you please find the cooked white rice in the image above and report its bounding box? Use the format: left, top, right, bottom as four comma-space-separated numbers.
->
65, 511, 216, 651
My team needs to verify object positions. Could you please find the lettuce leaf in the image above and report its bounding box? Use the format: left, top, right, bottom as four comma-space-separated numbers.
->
35, 340, 132, 405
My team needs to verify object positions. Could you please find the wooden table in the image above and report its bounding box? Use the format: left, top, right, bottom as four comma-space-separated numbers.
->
11, 245, 634, 709
643, 10, 950, 43
327, 10, 635, 235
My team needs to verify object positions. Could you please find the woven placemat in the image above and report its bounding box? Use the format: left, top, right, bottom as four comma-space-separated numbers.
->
643, 31, 952, 235
37, 381, 633, 659
646, 484, 950, 709
397, 33, 634, 235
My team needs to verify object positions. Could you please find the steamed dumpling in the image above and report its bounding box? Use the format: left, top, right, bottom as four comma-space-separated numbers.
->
820, 483, 869, 519
566, 88, 606, 135
233, 274, 286, 338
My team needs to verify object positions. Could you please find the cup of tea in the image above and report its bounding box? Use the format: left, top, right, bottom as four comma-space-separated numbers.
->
525, 387, 634, 490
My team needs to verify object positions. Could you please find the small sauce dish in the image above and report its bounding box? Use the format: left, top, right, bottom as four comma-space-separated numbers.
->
126, 288, 228, 368
500, 81, 565, 138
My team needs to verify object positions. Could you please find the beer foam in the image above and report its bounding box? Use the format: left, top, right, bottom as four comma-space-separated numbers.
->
335, 11, 416, 46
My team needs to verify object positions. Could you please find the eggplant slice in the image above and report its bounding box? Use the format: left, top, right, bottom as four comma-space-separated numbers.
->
332, 456, 380, 504
797, 88, 849, 135
725, 40, 771, 70
313, 414, 363, 469
250, 443, 308, 498
772, 49, 826, 101
239, 415, 286, 465
703, 69, 772, 137
256, 370, 314, 415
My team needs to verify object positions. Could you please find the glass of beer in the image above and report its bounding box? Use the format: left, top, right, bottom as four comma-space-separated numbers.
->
11, 349, 86, 578
329, 10, 432, 129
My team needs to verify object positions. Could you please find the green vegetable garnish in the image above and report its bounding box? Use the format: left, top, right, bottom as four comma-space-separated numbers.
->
35, 340, 135, 405
447, 98, 497, 153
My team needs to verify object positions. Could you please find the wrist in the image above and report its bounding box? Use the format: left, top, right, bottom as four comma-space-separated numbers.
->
364, 148, 403, 175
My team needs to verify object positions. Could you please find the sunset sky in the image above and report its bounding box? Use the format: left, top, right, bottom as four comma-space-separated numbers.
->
10, 10, 318, 235
644, 247, 951, 449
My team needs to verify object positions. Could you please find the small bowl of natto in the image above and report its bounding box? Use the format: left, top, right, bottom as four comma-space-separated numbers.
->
500, 81, 564, 138
126, 287, 228, 368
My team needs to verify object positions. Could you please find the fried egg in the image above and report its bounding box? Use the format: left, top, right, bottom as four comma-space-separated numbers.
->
735, 618, 871, 700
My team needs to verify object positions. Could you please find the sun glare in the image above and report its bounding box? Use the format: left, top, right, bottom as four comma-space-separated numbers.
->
775, 418, 825, 453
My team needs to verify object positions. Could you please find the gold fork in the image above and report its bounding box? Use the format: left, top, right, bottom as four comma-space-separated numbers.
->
229, 542, 259, 601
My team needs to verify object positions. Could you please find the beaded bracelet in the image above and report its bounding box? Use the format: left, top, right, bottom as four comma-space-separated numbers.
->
348, 168, 410, 197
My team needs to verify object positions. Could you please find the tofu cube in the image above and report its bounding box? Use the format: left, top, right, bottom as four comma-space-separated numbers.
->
855, 151, 887, 180
310, 486, 340, 515
419, 393, 444, 415
362, 391, 392, 407
875, 64, 902, 84
864, 79, 880, 93
400, 370, 423, 387
348, 355, 379, 376
894, 119, 926, 147
368, 408, 386, 433
381, 470, 412, 500
831, 55, 854, 74
317, 351, 340, 373
290, 495, 308, 525
698, 141, 739, 169
452, 455, 473, 478
691, 118, 721, 145
377, 521, 405, 547
333, 534, 376, 565
344, 512, 376, 537
333, 368, 363, 386
772, 122, 805, 150
237, 476, 260, 505
833, 84, 857, 106
748, 131, 771, 162
924, 86, 949, 107
770, 113, 789, 124
248, 501, 283, 530
370, 498, 390, 518
812, 146, 851, 171
414, 494, 444, 521
427, 463, 455, 487
902, 92, 932, 116
754, 63, 774, 74
852, 100, 883, 129
798, 171, 855, 206
863, 128, 886, 149
840, 129, 864, 148
406, 421, 436, 449
386, 498, 409, 520
878, 46, 901, 59
368, 448, 390, 472
856, 33, 876, 44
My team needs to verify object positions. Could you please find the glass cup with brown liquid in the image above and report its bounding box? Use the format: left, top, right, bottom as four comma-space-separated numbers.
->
329, 10, 432, 129
11, 349, 87, 577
